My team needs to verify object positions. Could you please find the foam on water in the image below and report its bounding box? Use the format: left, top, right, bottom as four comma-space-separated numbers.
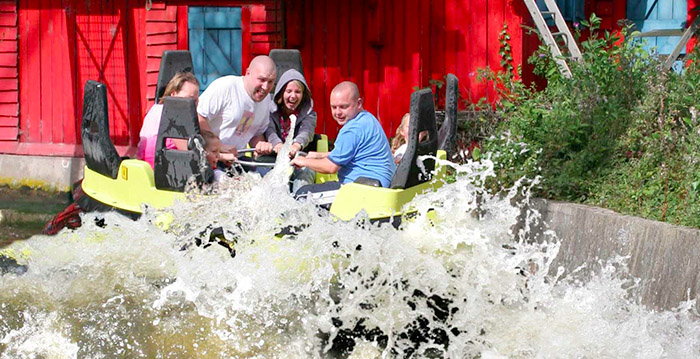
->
1, 156, 700, 358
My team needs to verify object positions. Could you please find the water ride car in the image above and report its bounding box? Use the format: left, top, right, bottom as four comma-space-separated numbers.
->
55, 50, 460, 229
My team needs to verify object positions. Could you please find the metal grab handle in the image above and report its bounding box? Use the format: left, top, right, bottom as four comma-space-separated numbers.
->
218, 149, 255, 162
236, 159, 276, 168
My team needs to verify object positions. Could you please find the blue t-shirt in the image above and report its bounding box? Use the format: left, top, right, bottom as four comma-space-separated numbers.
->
327, 111, 396, 187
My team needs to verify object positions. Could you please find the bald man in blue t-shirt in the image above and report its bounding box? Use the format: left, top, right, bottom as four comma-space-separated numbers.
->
291, 81, 396, 199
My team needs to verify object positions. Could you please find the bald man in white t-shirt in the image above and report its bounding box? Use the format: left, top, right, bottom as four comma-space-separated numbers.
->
197, 55, 277, 160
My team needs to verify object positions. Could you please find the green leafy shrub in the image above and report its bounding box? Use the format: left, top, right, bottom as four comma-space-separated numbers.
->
587, 45, 700, 226
478, 15, 700, 226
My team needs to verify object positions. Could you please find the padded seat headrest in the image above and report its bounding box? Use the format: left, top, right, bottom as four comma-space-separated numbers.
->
390, 89, 438, 189
155, 50, 195, 101
438, 73, 458, 155
81, 80, 122, 179
269, 49, 304, 82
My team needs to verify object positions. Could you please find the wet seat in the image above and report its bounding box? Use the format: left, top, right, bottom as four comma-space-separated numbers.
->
390, 88, 438, 189
81, 80, 122, 180
154, 96, 213, 191
438, 73, 458, 156
152, 50, 215, 191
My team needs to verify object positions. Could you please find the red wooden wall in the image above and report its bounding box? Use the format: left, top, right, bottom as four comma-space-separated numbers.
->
0, 0, 281, 157
4, 0, 689, 158
0, 0, 17, 142
286, 0, 540, 139
689, 0, 699, 50
586, 0, 627, 30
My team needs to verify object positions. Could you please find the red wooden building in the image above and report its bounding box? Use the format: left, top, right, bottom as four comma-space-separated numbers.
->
0, 0, 696, 186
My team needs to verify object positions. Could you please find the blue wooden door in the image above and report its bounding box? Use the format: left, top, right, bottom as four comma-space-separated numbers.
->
628, 0, 687, 55
188, 7, 242, 92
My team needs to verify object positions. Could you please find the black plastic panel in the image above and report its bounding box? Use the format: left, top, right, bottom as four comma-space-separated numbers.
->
81, 80, 122, 179
153, 97, 213, 191
155, 50, 194, 101
390, 89, 438, 189
438, 73, 458, 155
269, 49, 304, 80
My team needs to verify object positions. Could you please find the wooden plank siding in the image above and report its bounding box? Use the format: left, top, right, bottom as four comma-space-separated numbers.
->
584, 0, 627, 30
2, 0, 283, 156
286, 0, 541, 140
13, 0, 135, 155
145, 1, 179, 109
0, 0, 17, 141
5, 0, 680, 158
248, 2, 282, 57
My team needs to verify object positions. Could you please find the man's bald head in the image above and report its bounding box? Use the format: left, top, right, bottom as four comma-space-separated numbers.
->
247, 55, 276, 75
330, 81, 363, 126
331, 81, 360, 101
243, 55, 277, 102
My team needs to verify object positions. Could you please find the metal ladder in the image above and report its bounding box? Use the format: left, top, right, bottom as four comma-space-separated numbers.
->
523, 0, 582, 78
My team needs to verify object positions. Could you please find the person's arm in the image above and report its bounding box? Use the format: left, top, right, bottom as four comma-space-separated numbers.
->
198, 114, 213, 133
291, 155, 339, 174
293, 109, 318, 149
305, 151, 328, 159
263, 113, 283, 147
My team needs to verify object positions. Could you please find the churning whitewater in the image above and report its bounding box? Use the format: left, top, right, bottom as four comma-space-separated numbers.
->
1, 155, 700, 358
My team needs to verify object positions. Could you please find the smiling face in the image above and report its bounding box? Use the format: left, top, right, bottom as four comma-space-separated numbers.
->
243, 56, 277, 102
282, 81, 304, 113
330, 85, 363, 126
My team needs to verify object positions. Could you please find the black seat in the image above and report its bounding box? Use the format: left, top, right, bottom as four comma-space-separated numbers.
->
81, 80, 122, 179
390, 89, 438, 189
438, 73, 458, 156
155, 50, 195, 101
153, 97, 213, 191
269, 49, 304, 82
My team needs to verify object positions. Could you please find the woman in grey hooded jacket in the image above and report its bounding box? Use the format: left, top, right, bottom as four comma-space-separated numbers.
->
262, 69, 317, 157
257, 69, 317, 190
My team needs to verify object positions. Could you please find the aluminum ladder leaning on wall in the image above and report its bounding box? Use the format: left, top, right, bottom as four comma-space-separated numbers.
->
523, 0, 582, 78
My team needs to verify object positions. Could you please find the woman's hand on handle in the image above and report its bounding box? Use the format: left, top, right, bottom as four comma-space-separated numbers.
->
273, 142, 284, 154
289, 142, 302, 158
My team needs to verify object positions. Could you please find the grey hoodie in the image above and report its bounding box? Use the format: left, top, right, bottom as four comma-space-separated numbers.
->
264, 69, 317, 148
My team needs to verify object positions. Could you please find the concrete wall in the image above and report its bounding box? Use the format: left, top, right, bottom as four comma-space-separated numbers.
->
0, 154, 83, 191
528, 199, 700, 310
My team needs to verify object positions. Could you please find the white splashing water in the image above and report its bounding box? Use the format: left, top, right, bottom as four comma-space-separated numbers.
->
1, 157, 699, 358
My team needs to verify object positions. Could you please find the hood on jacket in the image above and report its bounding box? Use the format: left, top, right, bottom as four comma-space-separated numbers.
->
273, 69, 313, 113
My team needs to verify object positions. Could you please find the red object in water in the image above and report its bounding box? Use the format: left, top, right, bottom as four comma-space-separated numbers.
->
42, 202, 83, 235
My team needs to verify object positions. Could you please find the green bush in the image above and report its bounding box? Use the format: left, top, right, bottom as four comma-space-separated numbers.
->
479, 15, 700, 227
588, 46, 700, 226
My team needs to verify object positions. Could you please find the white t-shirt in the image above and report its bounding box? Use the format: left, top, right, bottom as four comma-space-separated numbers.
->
197, 75, 273, 149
